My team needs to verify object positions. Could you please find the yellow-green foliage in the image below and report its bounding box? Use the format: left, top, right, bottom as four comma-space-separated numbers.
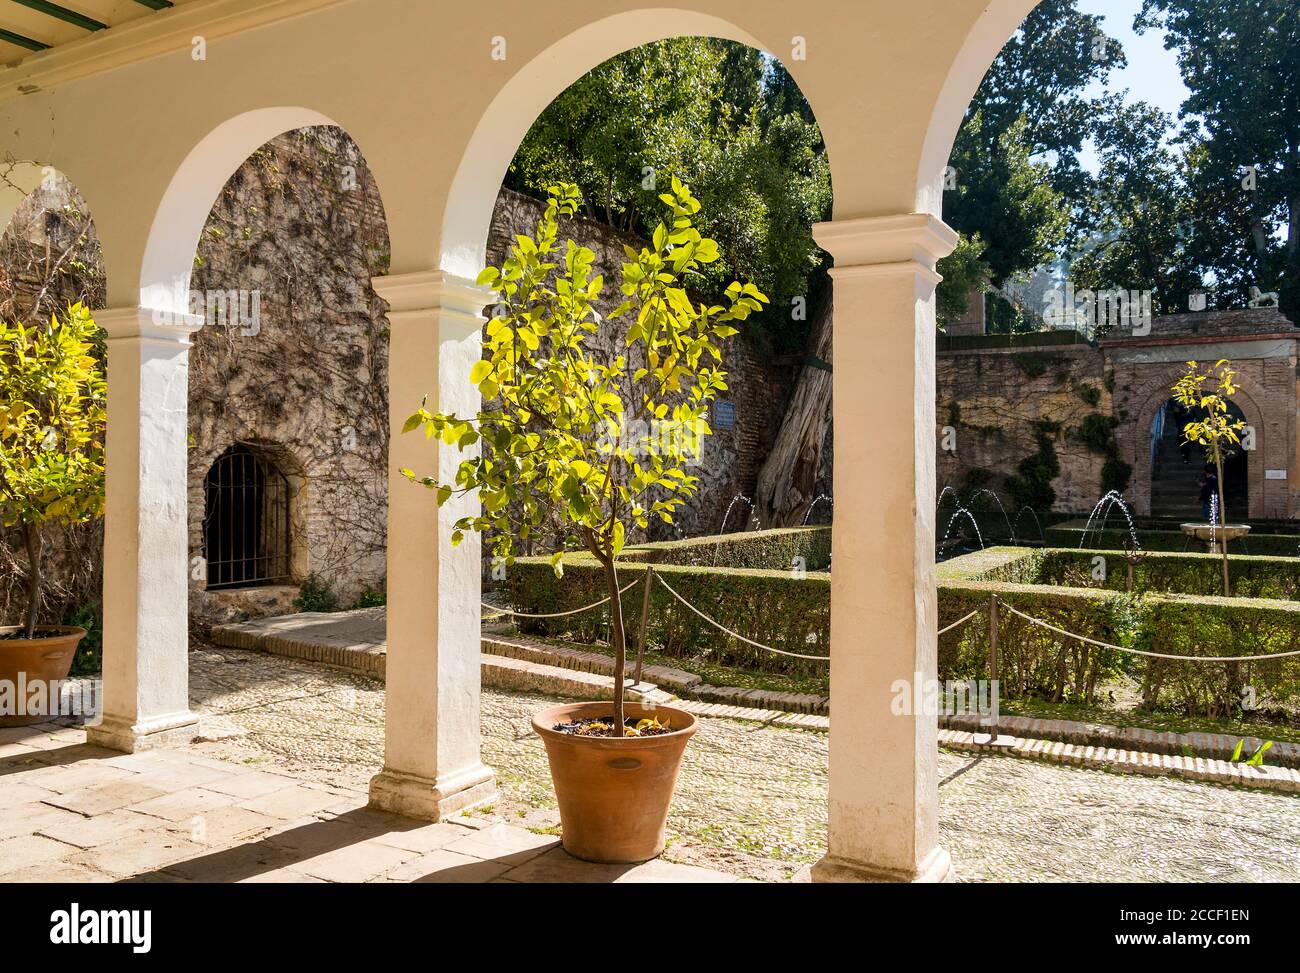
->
402, 179, 767, 573
0, 303, 106, 531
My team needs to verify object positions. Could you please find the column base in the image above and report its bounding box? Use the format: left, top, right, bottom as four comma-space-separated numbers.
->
368, 762, 497, 821
85, 711, 200, 754
811, 846, 955, 883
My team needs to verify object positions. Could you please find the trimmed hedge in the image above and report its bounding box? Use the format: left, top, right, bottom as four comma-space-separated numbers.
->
937, 578, 1131, 705
939, 547, 1300, 714
1139, 595, 1300, 716
507, 555, 829, 676
504, 536, 1299, 715
1038, 549, 1300, 600
1044, 524, 1300, 557
620, 526, 831, 571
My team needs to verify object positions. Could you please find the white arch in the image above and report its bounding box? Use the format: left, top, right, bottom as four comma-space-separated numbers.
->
0, 160, 49, 237
139, 106, 340, 313
439, 9, 772, 279
914, 0, 1040, 215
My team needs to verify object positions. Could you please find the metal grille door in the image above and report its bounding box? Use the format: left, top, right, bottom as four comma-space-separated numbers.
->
203, 443, 292, 589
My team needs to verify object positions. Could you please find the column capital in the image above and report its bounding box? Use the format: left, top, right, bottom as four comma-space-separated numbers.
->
372, 269, 493, 317
813, 213, 958, 278
95, 306, 204, 344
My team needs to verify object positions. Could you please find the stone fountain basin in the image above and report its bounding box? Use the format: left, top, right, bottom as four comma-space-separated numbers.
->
1180, 524, 1251, 542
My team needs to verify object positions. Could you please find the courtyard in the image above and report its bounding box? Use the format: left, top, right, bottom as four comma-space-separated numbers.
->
0, 0, 1296, 916
3, 645, 1298, 884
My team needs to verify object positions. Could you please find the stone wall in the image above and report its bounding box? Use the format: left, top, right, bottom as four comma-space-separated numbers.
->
936, 308, 1300, 519
936, 344, 1113, 514
1104, 310, 1298, 520
186, 128, 392, 620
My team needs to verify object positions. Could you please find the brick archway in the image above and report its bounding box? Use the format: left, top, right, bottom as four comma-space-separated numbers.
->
1126, 367, 1268, 519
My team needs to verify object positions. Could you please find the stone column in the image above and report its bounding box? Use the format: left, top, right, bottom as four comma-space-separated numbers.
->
809, 214, 958, 883
368, 270, 497, 819
87, 307, 204, 753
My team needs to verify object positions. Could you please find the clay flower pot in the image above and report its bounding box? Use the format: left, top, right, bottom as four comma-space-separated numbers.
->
0, 626, 85, 727
532, 700, 697, 864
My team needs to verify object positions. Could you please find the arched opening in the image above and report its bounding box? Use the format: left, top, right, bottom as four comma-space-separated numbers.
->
0, 165, 106, 649
203, 444, 292, 590
446, 25, 834, 537
147, 118, 393, 618
0, 164, 105, 323
1149, 397, 1248, 519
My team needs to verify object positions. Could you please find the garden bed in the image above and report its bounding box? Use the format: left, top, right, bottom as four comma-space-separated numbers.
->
507, 530, 1299, 721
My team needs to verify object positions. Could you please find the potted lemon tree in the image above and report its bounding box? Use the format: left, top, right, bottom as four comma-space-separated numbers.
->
404, 179, 765, 862
0, 304, 105, 726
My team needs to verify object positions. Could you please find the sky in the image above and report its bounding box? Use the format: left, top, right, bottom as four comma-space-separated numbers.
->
1075, 0, 1191, 172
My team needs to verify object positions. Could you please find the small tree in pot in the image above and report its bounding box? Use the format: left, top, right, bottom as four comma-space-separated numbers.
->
0, 304, 105, 723
404, 180, 765, 860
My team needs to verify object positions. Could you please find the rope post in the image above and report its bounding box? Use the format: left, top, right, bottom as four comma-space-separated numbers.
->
634, 566, 654, 686
985, 593, 1009, 746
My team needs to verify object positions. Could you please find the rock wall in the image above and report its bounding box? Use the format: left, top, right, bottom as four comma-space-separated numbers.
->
936, 344, 1113, 514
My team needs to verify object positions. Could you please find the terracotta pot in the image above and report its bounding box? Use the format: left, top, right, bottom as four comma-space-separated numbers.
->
532, 700, 697, 864
0, 626, 85, 727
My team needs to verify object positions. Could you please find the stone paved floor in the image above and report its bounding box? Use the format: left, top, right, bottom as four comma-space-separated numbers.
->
0, 722, 735, 883
8, 645, 1300, 882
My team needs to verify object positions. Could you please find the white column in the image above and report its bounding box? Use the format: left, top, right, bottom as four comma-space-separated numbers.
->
87, 307, 203, 753
368, 270, 497, 819
810, 214, 958, 883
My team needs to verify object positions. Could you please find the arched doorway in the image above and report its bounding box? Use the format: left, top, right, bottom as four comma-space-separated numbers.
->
202, 444, 292, 590
1149, 398, 1248, 519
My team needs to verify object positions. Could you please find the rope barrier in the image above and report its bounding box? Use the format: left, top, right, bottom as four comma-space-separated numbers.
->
481, 577, 640, 619
938, 609, 982, 637
1000, 601, 1300, 663
653, 572, 830, 661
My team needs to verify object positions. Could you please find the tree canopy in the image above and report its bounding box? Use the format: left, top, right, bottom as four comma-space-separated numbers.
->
508, 38, 830, 350
1137, 0, 1300, 319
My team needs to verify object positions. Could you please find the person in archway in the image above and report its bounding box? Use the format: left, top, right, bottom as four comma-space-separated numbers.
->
1199, 465, 1220, 521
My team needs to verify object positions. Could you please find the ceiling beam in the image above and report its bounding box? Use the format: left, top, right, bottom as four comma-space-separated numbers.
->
132, 0, 174, 9
0, 26, 49, 51
10, 1, 107, 32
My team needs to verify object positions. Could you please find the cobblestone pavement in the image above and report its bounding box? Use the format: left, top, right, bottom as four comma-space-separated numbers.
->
188, 647, 1300, 882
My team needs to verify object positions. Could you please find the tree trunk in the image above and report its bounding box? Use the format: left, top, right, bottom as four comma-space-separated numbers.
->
600, 553, 627, 734
1214, 442, 1230, 597
754, 292, 833, 527
23, 521, 42, 639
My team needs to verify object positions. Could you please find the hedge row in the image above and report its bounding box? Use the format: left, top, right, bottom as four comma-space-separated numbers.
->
1038, 549, 1300, 600
620, 526, 831, 571
937, 579, 1131, 705
1044, 525, 1300, 557
506, 556, 829, 676
939, 548, 1300, 714
505, 539, 1299, 715
1139, 595, 1300, 717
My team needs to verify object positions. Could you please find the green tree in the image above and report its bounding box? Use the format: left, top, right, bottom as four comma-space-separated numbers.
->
1137, 0, 1300, 321
509, 39, 827, 350
404, 181, 767, 731
1070, 102, 1203, 315
939, 0, 1123, 322
0, 304, 106, 637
